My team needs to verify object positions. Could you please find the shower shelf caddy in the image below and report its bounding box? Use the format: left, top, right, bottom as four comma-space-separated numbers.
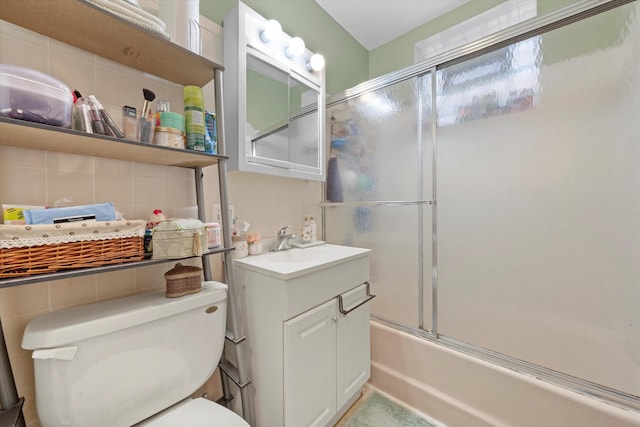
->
0, 1, 254, 426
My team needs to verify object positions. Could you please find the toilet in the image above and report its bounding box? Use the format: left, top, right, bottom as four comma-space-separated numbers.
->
21, 281, 249, 427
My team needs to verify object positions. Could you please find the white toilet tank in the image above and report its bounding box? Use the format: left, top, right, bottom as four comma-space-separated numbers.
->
21, 281, 228, 427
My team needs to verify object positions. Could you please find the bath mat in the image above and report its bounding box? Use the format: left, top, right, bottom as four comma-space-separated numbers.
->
343, 390, 438, 427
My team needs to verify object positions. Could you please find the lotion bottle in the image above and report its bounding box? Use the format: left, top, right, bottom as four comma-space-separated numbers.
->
302, 216, 312, 243
309, 215, 317, 242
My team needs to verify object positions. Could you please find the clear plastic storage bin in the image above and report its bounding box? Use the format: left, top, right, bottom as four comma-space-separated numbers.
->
0, 64, 73, 128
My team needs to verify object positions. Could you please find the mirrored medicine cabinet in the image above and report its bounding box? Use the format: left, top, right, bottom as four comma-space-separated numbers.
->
223, 2, 326, 180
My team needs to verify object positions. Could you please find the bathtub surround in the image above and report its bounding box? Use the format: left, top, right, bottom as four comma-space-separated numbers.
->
370, 322, 640, 427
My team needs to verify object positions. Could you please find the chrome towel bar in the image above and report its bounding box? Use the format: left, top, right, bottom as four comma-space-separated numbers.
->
337, 281, 376, 316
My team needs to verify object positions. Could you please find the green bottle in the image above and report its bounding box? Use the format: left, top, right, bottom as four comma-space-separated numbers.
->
183, 85, 205, 151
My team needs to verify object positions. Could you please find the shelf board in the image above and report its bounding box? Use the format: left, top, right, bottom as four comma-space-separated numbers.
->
0, 246, 235, 288
0, 0, 222, 87
0, 118, 226, 168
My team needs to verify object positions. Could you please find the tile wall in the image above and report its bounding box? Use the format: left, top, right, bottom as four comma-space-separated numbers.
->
0, 18, 321, 426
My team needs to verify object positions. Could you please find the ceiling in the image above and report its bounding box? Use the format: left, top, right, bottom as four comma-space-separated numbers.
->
313, 0, 471, 51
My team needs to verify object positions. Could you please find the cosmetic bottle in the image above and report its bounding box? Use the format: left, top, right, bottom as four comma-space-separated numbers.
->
122, 106, 137, 140
302, 216, 312, 243
309, 215, 317, 242
184, 85, 205, 151
204, 111, 217, 154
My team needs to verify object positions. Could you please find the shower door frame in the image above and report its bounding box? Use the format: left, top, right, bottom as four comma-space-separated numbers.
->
323, 0, 639, 413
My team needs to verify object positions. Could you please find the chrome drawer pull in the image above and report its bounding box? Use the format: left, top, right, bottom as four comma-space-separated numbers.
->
338, 281, 375, 316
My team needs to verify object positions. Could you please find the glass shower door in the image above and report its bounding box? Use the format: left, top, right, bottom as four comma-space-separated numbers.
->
435, 3, 640, 396
325, 75, 434, 330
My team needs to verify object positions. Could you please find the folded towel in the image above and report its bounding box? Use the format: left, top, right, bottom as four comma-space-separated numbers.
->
24, 203, 117, 225
87, 0, 171, 40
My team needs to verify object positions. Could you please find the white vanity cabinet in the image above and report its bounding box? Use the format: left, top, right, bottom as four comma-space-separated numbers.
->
285, 282, 372, 426
233, 245, 372, 427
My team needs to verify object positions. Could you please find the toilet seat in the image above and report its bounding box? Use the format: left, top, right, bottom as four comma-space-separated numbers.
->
139, 397, 250, 426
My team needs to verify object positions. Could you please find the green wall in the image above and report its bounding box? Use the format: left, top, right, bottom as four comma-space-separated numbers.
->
199, 0, 368, 95
201, 0, 590, 93
368, 0, 583, 79
369, 1, 506, 79
246, 68, 288, 131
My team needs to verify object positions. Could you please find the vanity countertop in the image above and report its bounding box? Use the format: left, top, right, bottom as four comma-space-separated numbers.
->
233, 243, 370, 280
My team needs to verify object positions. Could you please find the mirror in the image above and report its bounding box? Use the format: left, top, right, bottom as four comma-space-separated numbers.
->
289, 76, 319, 168
246, 51, 321, 172
246, 52, 289, 162
223, 2, 325, 181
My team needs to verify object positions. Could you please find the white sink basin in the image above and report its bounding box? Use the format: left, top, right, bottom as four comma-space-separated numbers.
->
233, 243, 370, 279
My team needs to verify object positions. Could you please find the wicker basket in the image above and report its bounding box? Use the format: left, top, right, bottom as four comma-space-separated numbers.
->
0, 220, 146, 278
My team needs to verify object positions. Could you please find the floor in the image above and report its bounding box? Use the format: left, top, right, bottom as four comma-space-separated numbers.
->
335, 385, 442, 427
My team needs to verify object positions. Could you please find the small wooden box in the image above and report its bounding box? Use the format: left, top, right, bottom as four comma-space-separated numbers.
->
164, 263, 202, 298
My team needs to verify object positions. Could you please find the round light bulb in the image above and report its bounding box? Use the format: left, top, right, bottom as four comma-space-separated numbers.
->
308, 53, 325, 72
261, 19, 282, 42
286, 37, 305, 58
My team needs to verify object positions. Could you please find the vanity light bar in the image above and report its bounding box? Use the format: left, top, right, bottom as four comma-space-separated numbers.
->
285, 36, 305, 58
258, 18, 325, 71
307, 53, 325, 72
260, 19, 282, 42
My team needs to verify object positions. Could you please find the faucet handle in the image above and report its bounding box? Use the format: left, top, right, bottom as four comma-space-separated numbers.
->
277, 225, 291, 238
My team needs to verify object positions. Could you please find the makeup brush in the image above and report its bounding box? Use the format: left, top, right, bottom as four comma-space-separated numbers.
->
139, 88, 156, 142
141, 88, 156, 117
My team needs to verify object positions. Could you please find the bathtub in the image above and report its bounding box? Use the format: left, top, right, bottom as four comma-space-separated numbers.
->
370, 321, 640, 427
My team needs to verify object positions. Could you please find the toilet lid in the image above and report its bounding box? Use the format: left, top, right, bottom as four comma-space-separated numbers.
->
141, 398, 250, 427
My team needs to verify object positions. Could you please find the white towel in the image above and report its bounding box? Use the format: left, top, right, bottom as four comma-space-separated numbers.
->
87, 0, 171, 40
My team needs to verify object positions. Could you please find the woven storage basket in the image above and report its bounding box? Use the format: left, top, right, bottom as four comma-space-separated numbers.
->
0, 220, 146, 278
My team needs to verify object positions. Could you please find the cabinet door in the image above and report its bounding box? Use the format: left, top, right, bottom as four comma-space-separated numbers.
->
284, 299, 337, 427
336, 283, 372, 409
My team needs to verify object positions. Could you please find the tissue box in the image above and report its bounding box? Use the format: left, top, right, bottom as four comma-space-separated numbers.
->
152, 218, 209, 259
0, 64, 73, 128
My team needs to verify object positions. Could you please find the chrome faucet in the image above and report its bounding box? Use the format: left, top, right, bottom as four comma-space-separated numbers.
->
270, 225, 296, 252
